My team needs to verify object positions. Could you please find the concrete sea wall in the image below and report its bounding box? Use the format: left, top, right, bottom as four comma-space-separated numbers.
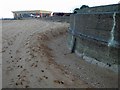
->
68, 4, 120, 72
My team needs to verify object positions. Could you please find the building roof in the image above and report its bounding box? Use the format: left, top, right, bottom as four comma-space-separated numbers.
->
12, 10, 52, 14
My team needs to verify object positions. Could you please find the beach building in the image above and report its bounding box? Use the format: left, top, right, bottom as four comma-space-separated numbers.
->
12, 10, 52, 19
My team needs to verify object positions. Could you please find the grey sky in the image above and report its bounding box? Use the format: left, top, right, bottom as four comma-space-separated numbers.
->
0, 0, 119, 18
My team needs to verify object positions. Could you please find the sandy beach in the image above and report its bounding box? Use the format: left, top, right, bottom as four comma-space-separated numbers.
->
2, 19, 118, 88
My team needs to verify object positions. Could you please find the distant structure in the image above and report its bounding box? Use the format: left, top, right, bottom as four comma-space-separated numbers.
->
12, 10, 52, 19
52, 12, 72, 16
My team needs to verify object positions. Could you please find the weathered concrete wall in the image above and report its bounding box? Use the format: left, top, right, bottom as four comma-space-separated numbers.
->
68, 5, 120, 67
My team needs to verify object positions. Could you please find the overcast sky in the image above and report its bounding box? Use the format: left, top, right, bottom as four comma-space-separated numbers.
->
0, 0, 119, 18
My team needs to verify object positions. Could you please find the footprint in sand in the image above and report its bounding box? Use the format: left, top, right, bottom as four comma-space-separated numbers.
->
54, 80, 64, 84
43, 75, 48, 79
31, 63, 38, 67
